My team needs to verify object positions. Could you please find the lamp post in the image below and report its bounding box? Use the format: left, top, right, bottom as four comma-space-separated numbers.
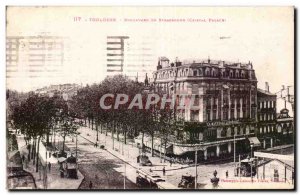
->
195, 149, 198, 189
124, 162, 126, 189
76, 132, 79, 160
250, 144, 253, 158
96, 122, 99, 142
233, 134, 236, 164
44, 150, 48, 189
250, 144, 253, 182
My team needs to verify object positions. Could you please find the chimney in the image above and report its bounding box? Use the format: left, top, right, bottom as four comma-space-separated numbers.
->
219, 61, 225, 67
157, 58, 162, 70
265, 82, 269, 92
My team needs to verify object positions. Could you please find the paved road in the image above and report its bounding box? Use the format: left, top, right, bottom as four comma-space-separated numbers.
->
74, 126, 238, 188
65, 135, 139, 189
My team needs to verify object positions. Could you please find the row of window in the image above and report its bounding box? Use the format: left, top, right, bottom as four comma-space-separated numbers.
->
259, 125, 275, 134
206, 109, 249, 121
220, 127, 250, 137
157, 67, 249, 80
189, 126, 251, 141
258, 113, 275, 121
258, 100, 276, 109
188, 109, 251, 122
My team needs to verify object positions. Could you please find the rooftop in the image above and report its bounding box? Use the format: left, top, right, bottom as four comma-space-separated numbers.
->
257, 88, 276, 96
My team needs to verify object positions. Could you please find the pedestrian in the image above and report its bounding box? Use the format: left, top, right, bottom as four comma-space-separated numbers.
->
60, 168, 64, 178
162, 166, 166, 176
48, 162, 51, 172
89, 181, 93, 189
149, 168, 152, 173
226, 170, 228, 178
22, 155, 25, 162
170, 160, 172, 167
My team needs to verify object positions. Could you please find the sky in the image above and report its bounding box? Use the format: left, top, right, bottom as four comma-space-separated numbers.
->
6, 6, 294, 97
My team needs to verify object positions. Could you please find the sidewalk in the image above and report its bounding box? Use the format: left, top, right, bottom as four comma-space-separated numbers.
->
77, 126, 190, 173
16, 134, 84, 189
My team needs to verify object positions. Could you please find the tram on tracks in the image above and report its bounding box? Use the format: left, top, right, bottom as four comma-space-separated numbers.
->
136, 169, 179, 189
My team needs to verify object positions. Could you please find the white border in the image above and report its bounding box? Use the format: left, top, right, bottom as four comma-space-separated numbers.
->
0, 1, 298, 195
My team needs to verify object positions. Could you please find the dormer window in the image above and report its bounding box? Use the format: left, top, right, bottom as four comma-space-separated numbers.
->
199, 69, 203, 76
193, 70, 198, 76
205, 68, 210, 76
241, 70, 245, 78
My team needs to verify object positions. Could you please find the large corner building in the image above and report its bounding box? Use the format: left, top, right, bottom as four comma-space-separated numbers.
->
151, 57, 261, 161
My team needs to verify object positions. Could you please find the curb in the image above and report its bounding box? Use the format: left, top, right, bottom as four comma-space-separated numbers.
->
77, 170, 85, 189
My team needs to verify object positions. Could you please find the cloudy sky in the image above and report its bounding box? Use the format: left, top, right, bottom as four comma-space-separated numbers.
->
6, 6, 294, 97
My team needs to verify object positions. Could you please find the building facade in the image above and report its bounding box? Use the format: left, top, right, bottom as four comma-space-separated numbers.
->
152, 57, 259, 161
276, 108, 294, 145
256, 84, 277, 149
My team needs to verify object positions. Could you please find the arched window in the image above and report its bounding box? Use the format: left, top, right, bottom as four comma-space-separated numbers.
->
199, 69, 203, 76
193, 70, 198, 76
236, 70, 239, 78
212, 69, 215, 77
227, 127, 231, 137
221, 128, 226, 137
231, 128, 235, 136
277, 125, 282, 133
241, 71, 245, 78
205, 68, 210, 76
230, 70, 233, 77
237, 127, 240, 135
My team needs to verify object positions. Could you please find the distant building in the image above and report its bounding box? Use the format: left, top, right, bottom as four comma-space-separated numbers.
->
151, 57, 259, 161
35, 83, 81, 100
256, 83, 277, 149
276, 108, 294, 145
257, 158, 294, 184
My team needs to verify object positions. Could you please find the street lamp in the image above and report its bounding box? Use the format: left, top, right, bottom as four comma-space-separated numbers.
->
123, 161, 126, 189
250, 144, 253, 158
234, 133, 236, 168
250, 144, 253, 183
195, 149, 198, 189
75, 132, 80, 160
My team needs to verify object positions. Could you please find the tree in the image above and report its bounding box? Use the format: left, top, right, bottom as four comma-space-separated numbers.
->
11, 94, 56, 172
59, 116, 79, 155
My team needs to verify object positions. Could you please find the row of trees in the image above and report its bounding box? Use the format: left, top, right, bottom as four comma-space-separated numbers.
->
7, 74, 181, 169
8, 90, 79, 172
70, 75, 179, 157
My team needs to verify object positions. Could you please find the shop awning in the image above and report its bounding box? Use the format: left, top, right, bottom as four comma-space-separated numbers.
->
248, 137, 261, 147
223, 84, 229, 89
